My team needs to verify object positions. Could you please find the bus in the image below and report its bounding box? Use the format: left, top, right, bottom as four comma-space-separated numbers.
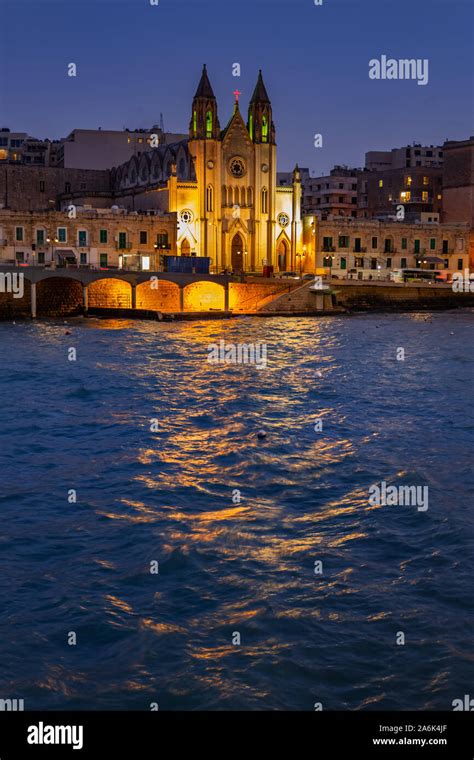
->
390, 268, 446, 284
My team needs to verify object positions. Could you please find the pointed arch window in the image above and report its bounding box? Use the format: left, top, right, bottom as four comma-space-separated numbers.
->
206, 110, 213, 139
249, 113, 254, 141
193, 110, 197, 137
262, 114, 268, 143
207, 185, 214, 212
261, 187, 268, 214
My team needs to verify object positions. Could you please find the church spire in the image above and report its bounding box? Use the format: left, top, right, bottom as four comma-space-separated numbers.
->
247, 70, 275, 144
190, 64, 220, 140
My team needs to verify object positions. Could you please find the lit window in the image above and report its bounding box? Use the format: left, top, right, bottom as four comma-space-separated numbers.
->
206, 110, 213, 139
422, 191, 428, 202
423, 176, 429, 185
379, 180, 383, 188
406, 176, 412, 187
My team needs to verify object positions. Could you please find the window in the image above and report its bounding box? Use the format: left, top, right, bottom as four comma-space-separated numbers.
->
386, 257, 392, 268
15, 227, 24, 242
379, 180, 383, 188
355, 257, 364, 268
36, 229, 45, 244
39, 181, 45, 193
458, 259, 463, 270
339, 196, 344, 203
37, 252, 45, 264
206, 185, 214, 212
80, 253, 87, 265
405, 176, 412, 187
442, 240, 449, 254
118, 232, 127, 249
156, 232, 169, 248
400, 191, 411, 201
401, 257, 407, 268
78, 230, 87, 247
371, 258, 377, 270
15, 251, 25, 263
423, 176, 429, 186
430, 238, 436, 250
384, 239, 393, 253
444, 259, 449, 268
193, 110, 197, 137
58, 227, 67, 243
401, 238, 407, 250
100, 253, 108, 267
338, 236, 349, 248
140, 231, 148, 245
261, 187, 268, 214
65, 182, 71, 194
414, 239, 420, 254
340, 257, 347, 270
354, 237, 362, 252
99, 229, 108, 244
371, 237, 378, 249
206, 110, 213, 138
261, 114, 268, 143
323, 236, 333, 251
422, 190, 429, 202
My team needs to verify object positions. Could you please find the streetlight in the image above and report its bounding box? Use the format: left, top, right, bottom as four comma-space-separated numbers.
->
46, 236, 59, 268
296, 247, 306, 277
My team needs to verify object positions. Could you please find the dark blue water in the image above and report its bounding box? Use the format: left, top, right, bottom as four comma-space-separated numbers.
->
0, 311, 473, 711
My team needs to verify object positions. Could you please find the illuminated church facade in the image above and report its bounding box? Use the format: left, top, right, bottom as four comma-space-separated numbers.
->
111, 66, 304, 272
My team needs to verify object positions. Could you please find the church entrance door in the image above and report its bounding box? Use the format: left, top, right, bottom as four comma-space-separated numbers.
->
277, 239, 288, 272
231, 233, 244, 272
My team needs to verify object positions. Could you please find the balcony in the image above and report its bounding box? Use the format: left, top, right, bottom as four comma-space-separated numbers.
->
116, 242, 133, 251
322, 246, 336, 252
353, 246, 367, 253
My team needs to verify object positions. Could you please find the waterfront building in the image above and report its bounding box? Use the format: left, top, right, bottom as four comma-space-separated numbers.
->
0, 208, 177, 270
302, 217, 471, 279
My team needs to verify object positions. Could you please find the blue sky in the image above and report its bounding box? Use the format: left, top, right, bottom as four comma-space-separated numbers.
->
0, 0, 473, 172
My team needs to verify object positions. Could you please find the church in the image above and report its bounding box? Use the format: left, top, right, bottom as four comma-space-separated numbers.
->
110, 66, 304, 273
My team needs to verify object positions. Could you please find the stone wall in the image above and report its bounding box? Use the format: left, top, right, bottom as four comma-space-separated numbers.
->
229, 282, 295, 311
0, 165, 111, 212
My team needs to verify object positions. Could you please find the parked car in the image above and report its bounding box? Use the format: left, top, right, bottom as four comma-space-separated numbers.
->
302, 273, 316, 280
277, 271, 300, 279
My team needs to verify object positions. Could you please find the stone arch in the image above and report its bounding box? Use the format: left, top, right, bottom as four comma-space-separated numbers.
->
128, 156, 139, 186
247, 187, 253, 206
150, 151, 162, 181
138, 153, 151, 184
136, 279, 180, 312
87, 277, 132, 309
183, 280, 225, 312
181, 238, 191, 256
37, 276, 83, 316
231, 232, 245, 272
276, 236, 289, 272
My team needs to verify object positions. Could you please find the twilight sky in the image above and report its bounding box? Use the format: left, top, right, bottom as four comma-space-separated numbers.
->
0, 0, 473, 173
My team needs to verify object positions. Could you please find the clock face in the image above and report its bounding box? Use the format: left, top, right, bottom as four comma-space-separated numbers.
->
229, 157, 246, 178
261, 163, 269, 173
278, 212, 290, 228
207, 160, 214, 169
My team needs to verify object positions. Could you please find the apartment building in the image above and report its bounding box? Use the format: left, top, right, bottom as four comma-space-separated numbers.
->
0, 209, 177, 270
